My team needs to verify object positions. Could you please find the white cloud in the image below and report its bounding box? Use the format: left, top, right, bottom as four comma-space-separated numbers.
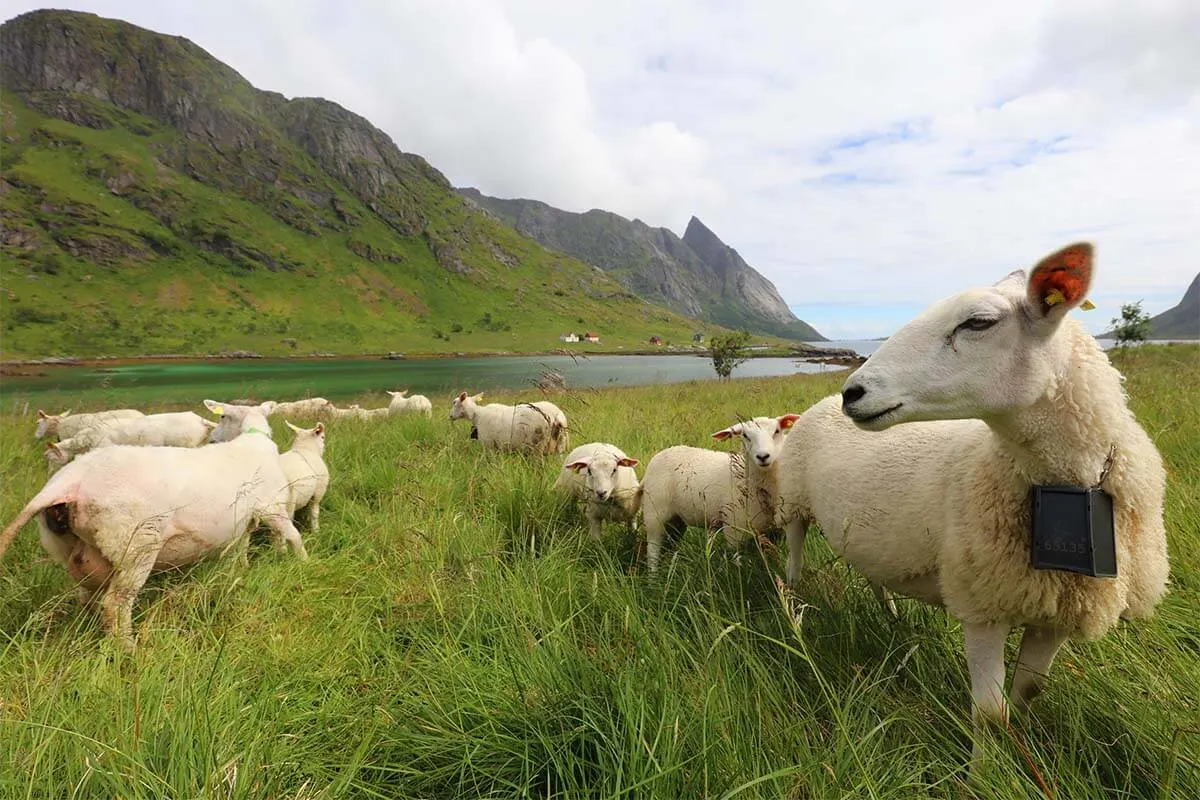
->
2, 0, 1197, 335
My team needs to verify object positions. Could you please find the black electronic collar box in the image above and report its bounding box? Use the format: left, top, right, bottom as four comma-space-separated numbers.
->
1030, 486, 1117, 577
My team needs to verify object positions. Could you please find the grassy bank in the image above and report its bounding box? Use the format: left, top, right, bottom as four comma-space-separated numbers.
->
0, 346, 1197, 798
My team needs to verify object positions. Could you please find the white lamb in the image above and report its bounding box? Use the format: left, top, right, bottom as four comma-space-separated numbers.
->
640, 414, 799, 570
449, 392, 560, 455
280, 421, 330, 533
35, 408, 144, 440
386, 390, 433, 417
553, 442, 641, 540
43, 411, 218, 468
774, 243, 1169, 770
0, 400, 308, 648
270, 398, 329, 418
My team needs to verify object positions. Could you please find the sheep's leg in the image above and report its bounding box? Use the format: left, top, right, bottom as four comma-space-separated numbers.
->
100, 546, 158, 650
308, 501, 321, 534
265, 513, 309, 560
784, 517, 808, 587
871, 583, 899, 618
643, 514, 665, 572
962, 621, 1010, 773
1010, 625, 1067, 712
585, 508, 604, 542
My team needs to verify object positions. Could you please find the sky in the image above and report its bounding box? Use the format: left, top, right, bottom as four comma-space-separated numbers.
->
2, 0, 1197, 338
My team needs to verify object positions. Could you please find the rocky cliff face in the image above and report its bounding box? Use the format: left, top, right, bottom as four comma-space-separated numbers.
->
459, 189, 824, 340
1145, 274, 1199, 339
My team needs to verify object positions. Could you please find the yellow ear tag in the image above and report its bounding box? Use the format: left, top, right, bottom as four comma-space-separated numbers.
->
1080, 299, 1096, 311
1044, 289, 1066, 307
212, 406, 224, 416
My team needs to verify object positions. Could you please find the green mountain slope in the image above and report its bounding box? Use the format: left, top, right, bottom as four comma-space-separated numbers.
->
458, 189, 826, 341
0, 10, 732, 359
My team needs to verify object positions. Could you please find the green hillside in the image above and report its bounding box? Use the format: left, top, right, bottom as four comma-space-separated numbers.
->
0, 10, 734, 359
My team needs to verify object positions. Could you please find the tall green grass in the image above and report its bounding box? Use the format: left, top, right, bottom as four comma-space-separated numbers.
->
1, 346, 1197, 798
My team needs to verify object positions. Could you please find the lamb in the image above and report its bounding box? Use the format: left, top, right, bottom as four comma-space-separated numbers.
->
553, 442, 641, 540
35, 408, 144, 440
774, 242, 1169, 770
640, 414, 799, 570
279, 421, 330, 533
0, 400, 308, 648
386, 390, 434, 417
44, 411, 217, 467
448, 392, 560, 455
270, 397, 330, 418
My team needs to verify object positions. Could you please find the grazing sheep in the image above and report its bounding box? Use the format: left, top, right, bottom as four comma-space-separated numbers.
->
270, 398, 330, 418
325, 402, 389, 421
35, 408, 143, 440
0, 400, 307, 648
386, 390, 434, 417
527, 400, 570, 453
553, 442, 641, 540
280, 421, 330, 534
641, 414, 799, 570
775, 243, 1169, 770
43, 411, 217, 468
449, 392, 559, 455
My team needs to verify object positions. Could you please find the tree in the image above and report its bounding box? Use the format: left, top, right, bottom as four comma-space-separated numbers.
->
1110, 301, 1151, 347
709, 330, 752, 380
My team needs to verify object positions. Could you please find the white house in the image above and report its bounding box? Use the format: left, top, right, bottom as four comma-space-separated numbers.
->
559, 332, 580, 343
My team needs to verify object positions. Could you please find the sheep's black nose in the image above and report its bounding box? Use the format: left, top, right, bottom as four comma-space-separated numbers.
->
842, 384, 866, 405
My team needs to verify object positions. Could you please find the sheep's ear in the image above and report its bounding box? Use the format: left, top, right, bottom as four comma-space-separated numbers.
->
37, 409, 48, 419
711, 425, 740, 441
565, 460, 590, 473
202, 419, 218, 430
777, 413, 801, 431
457, 392, 467, 402
260, 401, 277, 415
396, 389, 408, 396
616, 457, 639, 468
473, 393, 484, 402
314, 422, 325, 435
1026, 242, 1094, 326
44, 441, 57, 452
203, 399, 224, 416
285, 420, 302, 433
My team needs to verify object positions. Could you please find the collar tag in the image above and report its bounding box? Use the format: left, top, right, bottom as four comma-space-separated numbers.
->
1030, 486, 1116, 577
243, 426, 272, 438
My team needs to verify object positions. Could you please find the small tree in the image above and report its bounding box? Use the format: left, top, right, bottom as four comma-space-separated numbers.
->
1110, 301, 1151, 347
709, 330, 752, 380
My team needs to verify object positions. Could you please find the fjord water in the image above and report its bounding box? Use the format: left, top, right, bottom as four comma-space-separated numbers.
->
0, 349, 869, 410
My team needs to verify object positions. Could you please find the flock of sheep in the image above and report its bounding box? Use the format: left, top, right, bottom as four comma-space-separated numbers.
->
0, 243, 1172, 773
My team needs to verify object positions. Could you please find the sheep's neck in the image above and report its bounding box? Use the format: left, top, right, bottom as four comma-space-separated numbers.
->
986, 339, 1124, 488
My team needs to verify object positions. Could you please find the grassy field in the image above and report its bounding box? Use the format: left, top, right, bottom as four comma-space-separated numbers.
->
0, 346, 1197, 798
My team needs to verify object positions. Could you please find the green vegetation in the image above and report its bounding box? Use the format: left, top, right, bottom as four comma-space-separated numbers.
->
1110, 302, 1152, 347
709, 329, 752, 380
1, 345, 1197, 798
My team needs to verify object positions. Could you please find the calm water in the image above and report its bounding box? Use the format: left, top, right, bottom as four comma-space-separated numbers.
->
1, 344, 871, 410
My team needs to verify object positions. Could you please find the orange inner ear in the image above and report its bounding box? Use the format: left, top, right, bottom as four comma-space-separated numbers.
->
1030, 243, 1093, 309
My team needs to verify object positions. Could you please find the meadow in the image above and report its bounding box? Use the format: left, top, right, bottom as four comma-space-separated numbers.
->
0, 345, 1197, 799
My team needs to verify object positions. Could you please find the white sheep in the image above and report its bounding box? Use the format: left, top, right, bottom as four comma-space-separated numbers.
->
0, 400, 307, 648
528, 400, 570, 453
386, 390, 433, 417
449, 392, 560, 455
280, 421, 330, 533
553, 442, 641, 540
641, 414, 799, 570
325, 402, 390, 421
35, 408, 143, 440
774, 242, 1169, 770
270, 398, 330, 418
43, 411, 218, 468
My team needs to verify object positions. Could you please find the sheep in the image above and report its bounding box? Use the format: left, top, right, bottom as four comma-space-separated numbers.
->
528, 400, 570, 453
774, 242, 1169, 770
42, 412, 218, 468
280, 421, 330, 533
270, 397, 330, 418
325, 402, 390, 421
35, 408, 143, 440
0, 400, 307, 648
448, 392, 560, 455
386, 390, 434, 417
553, 442, 641, 540
641, 414, 800, 570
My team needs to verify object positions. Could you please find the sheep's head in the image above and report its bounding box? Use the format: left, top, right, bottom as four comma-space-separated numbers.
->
841, 242, 1096, 431
205, 400, 277, 442
44, 440, 70, 469
35, 409, 66, 439
566, 451, 639, 502
712, 414, 800, 468
285, 420, 326, 454
449, 391, 482, 422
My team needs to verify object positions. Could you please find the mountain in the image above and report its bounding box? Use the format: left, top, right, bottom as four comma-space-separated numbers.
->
457, 189, 825, 341
1100, 274, 1199, 340
0, 10, 731, 359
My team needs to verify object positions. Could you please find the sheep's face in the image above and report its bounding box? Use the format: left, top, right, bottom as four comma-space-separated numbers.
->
44, 441, 70, 469
205, 400, 277, 442
712, 414, 800, 468
842, 243, 1094, 431
35, 410, 63, 439
567, 453, 639, 502
285, 420, 326, 454
449, 392, 481, 422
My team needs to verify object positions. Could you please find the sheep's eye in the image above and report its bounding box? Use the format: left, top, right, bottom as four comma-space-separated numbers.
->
955, 316, 999, 333
611, 468, 618, 476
